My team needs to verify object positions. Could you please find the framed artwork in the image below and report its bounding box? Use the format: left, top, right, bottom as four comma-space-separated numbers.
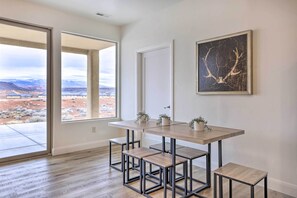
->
196, 30, 252, 95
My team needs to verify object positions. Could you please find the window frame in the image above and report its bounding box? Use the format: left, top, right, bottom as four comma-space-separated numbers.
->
0, 17, 52, 161
61, 32, 120, 123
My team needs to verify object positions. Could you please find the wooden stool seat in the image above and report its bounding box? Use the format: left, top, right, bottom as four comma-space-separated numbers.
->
176, 147, 207, 159
214, 163, 267, 185
149, 142, 183, 152
143, 153, 187, 168
214, 163, 268, 198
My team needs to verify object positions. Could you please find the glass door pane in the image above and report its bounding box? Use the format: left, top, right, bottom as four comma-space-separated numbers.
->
0, 21, 50, 160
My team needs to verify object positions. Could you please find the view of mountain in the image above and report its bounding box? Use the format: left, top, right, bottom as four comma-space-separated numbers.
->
0, 82, 29, 91
0, 79, 114, 89
0, 79, 115, 96
0, 79, 46, 90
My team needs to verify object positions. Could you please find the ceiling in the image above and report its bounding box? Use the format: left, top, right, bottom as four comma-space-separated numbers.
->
25, 0, 183, 26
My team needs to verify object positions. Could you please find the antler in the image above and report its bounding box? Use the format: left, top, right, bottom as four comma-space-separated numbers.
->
223, 47, 243, 82
202, 47, 219, 82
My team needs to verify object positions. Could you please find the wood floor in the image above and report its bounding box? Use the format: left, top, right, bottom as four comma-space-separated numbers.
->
0, 146, 293, 198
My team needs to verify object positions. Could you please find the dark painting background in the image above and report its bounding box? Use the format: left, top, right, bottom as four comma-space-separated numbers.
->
198, 34, 248, 92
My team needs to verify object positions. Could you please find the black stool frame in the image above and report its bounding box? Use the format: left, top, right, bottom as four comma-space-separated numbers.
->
142, 158, 188, 198
213, 173, 268, 198
122, 149, 161, 194
176, 146, 210, 194
109, 139, 140, 171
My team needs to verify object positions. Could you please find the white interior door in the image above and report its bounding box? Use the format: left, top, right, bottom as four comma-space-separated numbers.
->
142, 47, 171, 119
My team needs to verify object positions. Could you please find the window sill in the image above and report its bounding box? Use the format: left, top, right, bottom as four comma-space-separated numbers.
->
61, 117, 121, 125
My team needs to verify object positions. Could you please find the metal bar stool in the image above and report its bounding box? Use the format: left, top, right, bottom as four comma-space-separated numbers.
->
213, 163, 268, 198
142, 153, 188, 198
176, 146, 209, 192
109, 137, 140, 171
122, 147, 160, 193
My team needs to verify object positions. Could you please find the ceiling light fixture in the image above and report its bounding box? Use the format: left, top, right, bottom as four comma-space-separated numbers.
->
96, 12, 109, 17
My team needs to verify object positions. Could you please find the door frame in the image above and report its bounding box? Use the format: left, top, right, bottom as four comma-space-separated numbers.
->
135, 41, 174, 120
0, 18, 52, 163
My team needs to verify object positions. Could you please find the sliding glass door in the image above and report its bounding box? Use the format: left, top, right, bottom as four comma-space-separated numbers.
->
0, 19, 51, 161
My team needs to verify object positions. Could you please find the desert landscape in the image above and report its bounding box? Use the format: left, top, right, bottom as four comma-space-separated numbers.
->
0, 80, 116, 124
62, 96, 116, 121
0, 96, 115, 125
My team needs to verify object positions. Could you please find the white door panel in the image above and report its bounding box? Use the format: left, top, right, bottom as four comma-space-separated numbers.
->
143, 47, 170, 119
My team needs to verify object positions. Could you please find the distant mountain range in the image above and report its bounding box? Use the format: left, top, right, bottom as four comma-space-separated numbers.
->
0, 82, 29, 91
0, 79, 115, 94
0, 79, 46, 90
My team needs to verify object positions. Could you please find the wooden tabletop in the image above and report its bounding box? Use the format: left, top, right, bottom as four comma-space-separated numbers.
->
108, 120, 185, 131
145, 124, 244, 145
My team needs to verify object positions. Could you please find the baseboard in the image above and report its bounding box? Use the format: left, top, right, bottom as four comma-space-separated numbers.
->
269, 178, 297, 197
52, 139, 109, 156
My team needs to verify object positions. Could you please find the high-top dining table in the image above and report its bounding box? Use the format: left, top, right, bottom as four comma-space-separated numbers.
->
108, 120, 244, 198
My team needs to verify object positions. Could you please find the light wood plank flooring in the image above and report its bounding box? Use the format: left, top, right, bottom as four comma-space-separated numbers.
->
0, 146, 293, 198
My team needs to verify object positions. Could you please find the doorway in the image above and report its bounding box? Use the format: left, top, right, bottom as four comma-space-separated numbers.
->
0, 19, 51, 161
136, 42, 174, 120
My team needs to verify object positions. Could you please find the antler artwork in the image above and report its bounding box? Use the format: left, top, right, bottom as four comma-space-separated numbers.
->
202, 47, 243, 84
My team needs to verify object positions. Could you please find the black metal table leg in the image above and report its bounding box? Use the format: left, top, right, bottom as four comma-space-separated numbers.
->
251, 186, 254, 198
207, 143, 211, 187
164, 167, 168, 198
132, 130, 135, 168
171, 138, 176, 198
229, 179, 232, 198
143, 161, 146, 193
162, 136, 165, 152
213, 173, 217, 198
184, 161, 188, 196
122, 152, 125, 184
190, 159, 193, 192
218, 140, 223, 198
140, 158, 143, 193
218, 140, 222, 166
109, 141, 112, 166
126, 129, 130, 182
162, 136, 168, 183
264, 176, 268, 198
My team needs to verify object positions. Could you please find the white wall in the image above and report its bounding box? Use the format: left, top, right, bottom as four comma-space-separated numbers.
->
0, 0, 124, 155
121, 0, 297, 196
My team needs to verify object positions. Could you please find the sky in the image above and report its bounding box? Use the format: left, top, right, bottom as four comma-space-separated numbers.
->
0, 44, 116, 88
0, 44, 47, 80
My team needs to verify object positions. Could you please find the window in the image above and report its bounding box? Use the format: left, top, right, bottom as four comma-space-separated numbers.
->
61, 33, 117, 121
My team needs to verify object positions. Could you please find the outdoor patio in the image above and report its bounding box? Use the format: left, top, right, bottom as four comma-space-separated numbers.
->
0, 122, 46, 159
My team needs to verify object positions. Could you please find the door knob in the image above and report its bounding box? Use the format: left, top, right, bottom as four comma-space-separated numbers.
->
164, 105, 170, 109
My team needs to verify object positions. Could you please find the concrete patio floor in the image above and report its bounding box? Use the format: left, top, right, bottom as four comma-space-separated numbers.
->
0, 122, 47, 159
